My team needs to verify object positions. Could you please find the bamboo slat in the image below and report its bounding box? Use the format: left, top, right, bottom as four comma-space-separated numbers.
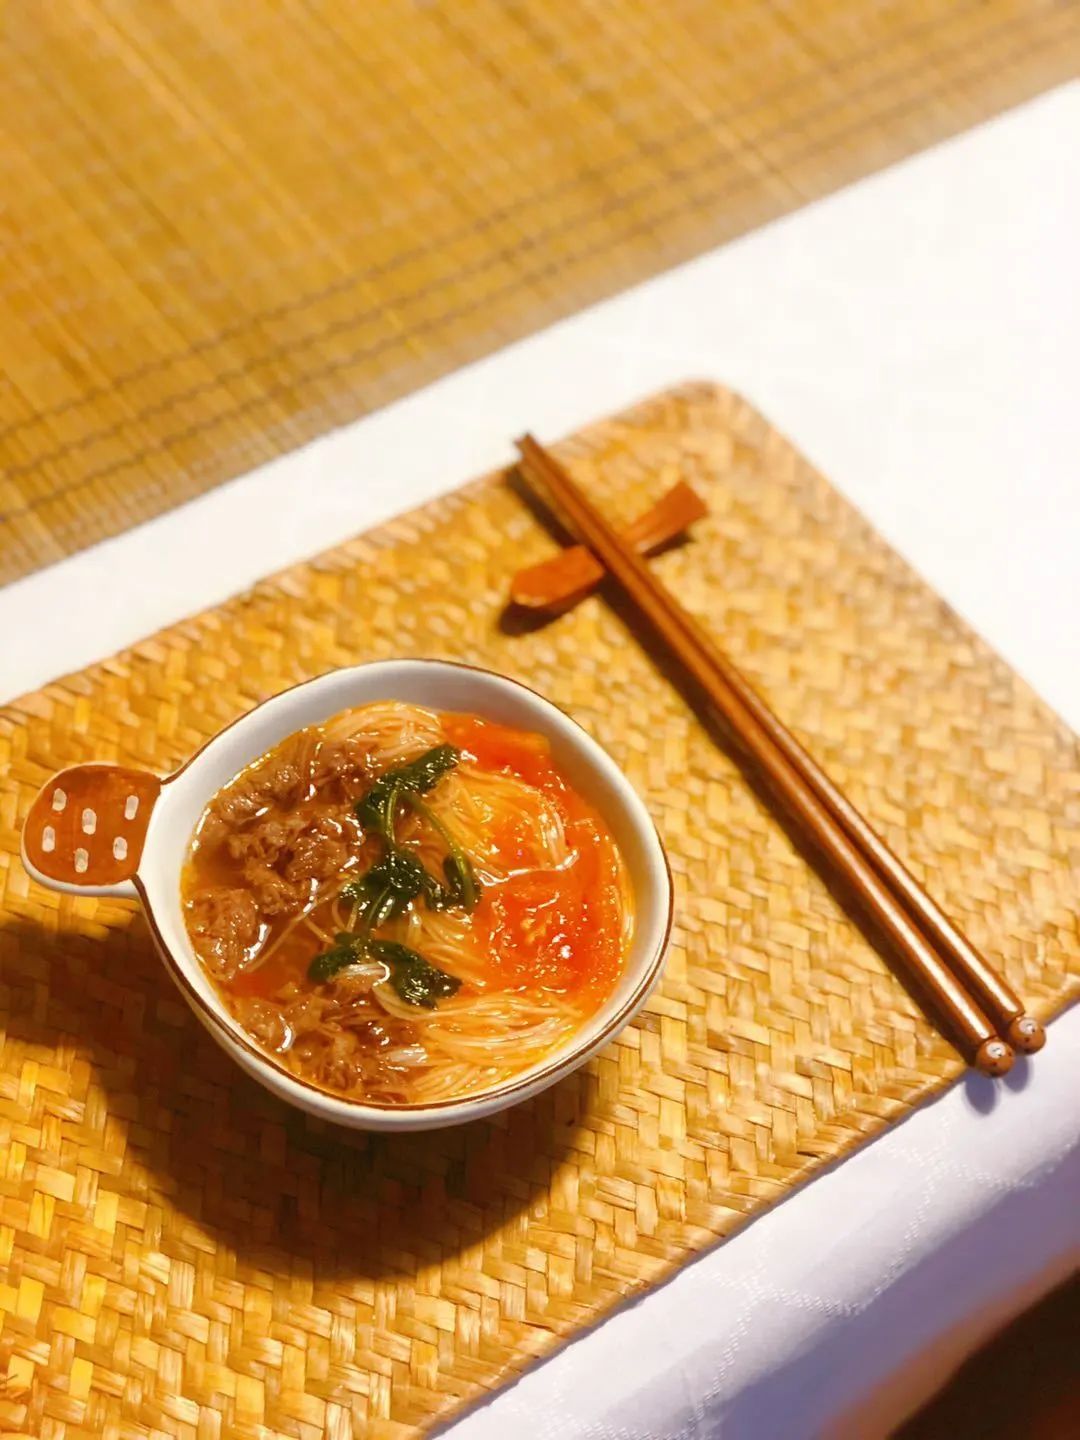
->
1, 2, 1076, 582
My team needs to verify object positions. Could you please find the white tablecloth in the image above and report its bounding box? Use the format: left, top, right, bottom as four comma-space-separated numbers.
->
4, 83, 1078, 1440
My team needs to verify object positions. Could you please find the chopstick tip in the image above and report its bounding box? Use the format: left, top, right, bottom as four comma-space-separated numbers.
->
1006, 1014, 1046, 1054
973, 1036, 1014, 1077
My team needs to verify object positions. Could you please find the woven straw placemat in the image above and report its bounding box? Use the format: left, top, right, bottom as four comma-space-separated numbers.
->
1, 383, 1077, 1437
2, 2, 1078, 584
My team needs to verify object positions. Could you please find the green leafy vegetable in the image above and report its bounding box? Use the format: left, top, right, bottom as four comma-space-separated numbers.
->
357, 744, 461, 835
441, 853, 480, 909
339, 876, 397, 932
340, 851, 426, 935
308, 742, 476, 1000
308, 931, 367, 983
403, 792, 481, 911
369, 940, 462, 1008
307, 932, 461, 1007
364, 850, 426, 907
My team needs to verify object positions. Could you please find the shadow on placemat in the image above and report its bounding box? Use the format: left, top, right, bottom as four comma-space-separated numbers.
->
1, 908, 587, 1285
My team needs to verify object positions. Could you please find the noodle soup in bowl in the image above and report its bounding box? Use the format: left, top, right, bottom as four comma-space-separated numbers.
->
22, 660, 673, 1131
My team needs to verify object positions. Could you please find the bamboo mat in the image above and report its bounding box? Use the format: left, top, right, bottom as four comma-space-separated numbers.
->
2, 2, 1078, 585
1, 383, 1077, 1437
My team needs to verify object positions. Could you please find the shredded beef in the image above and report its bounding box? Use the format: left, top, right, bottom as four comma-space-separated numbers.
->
232, 996, 290, 1051
226, 811, 309, 866
207, 752, 307, 838
188, 887, 260, 980
239, 862, 309, 917
311, 737, 374, 794
227, 981, 422, 1101
283, 815, 350, 883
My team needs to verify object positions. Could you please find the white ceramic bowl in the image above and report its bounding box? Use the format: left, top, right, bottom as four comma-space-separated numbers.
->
22, 660, 673, 1130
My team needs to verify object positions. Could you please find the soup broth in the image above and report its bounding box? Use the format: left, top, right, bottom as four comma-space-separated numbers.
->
181, 702, 632, 1104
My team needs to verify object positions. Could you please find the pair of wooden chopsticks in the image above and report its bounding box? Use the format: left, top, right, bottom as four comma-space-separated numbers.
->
514, 435, 1045, 1076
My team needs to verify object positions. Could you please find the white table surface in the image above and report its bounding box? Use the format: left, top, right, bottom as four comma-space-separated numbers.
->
5, 83, 1078, 1439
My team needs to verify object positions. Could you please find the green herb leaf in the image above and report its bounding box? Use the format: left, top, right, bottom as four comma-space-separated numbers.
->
366, 850, 426, 909
341, 849, 424, 929
402, 791, 482, 912
395, 744, 461, 795
310, 914, 461, 1009
338, 876, 395, 934
369, 940, 462, 1008
356, 745, 460, 834
308, 931, 366, 983
319, 744, 477, 998
417, 869, 451, 910
442, 852, 480, 911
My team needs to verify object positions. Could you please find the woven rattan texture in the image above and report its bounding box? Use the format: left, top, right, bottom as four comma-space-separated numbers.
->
1, 385, 1078, 1436
2, 1, 1078, 583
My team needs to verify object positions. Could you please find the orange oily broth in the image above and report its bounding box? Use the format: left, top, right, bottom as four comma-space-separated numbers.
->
181, 704, 633, 1102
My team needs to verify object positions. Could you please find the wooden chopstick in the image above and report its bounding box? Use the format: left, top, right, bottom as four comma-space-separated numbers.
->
516, 454, 1042, 1056
516, 434, 1041, 1076
691, 644, 1046, 1055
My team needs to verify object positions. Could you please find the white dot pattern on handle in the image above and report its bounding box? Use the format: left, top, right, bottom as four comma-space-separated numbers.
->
42, 826, 56, 853
52, 788, 67, 813
124, 795, 139, 820
82, 808, 97, 835
74, 848, 89, 874
112, 836, 128, 862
